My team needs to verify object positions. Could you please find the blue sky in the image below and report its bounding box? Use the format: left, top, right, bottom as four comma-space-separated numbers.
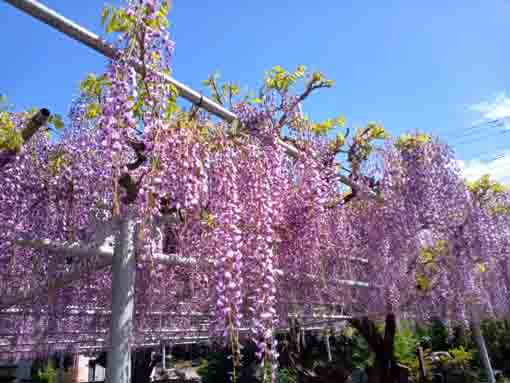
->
1, 1, 509, 181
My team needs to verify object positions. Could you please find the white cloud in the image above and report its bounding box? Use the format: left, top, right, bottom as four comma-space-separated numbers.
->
461, 93, 510, 184
470, 92, 510, 127
458, 153, 510, 184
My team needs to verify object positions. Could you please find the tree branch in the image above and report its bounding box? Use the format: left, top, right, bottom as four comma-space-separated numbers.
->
276, 81, 330, 131
126, 139, 147, 170
0, 108, 50, 170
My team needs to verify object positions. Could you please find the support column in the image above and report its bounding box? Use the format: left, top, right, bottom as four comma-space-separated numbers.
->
57, 353, 64, 383
300, 328, 306, 350
471, 320, 495, 383
15, 359, 32, 383
162, 344, 166, 370
324, 330, 332, 362
105, 219, 136, 383
71, 355, 78, 383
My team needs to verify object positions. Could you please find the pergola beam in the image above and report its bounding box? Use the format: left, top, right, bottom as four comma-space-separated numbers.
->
2, 0, 236, 122
0, 0, 381, 361
1, 0, 300, 158
0, 257, 112, 310
15, 238, 114, 259
15, 237, 196, 266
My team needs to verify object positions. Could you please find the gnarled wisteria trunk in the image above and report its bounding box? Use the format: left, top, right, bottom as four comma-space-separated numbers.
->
349, 314, 405, 383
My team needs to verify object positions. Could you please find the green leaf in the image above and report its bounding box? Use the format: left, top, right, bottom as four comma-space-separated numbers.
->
396, 132, 429, 150
230, 84, 240, 95
416, 274, 430, 291
160, 0, 171, 16
295, 64, 306, 77
85, 103, 101, 119
311, 115, 346, 136
264, 65, 308, 93
106, 13, 117, 33
80, 73, 97, 95
477, 263, 487, 273
467, 173, 509, 198
48, 149, 69, 176
101, 7, 110, 26
312, 71, 322, 82
0, 111, 23, 151
164, 96, 178, 118
329, 133, 345, 151
50, 114, 64, 129
272, 65, 285, 74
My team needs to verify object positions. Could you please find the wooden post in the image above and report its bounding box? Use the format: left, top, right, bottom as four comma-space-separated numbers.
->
105, 219, 136, 383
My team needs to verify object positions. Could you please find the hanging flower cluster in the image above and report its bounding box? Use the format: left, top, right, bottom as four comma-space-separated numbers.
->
1, 2, 510, 382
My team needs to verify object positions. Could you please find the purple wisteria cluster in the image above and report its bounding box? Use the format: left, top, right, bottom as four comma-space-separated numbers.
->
1, 1, 510, 382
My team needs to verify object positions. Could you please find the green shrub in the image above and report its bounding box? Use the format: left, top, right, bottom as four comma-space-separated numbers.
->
394, 322, 434, 382
33, 360, 57, 383
197, 350, 230, 383
394, 322, 418, 362
276, 368, 297, 383
439, 346, 473, 371
341, 325, 373, 369
416, 320, 450, 351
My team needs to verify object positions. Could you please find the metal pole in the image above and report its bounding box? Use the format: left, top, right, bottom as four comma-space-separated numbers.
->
0, 257, 112, 310
161, 344, 166, 370
417, 346, 426, 382
105, 218, 136, 383
58, 353, 65, 383
2, 0, 235, 122
15, 359, 32, 383
324, 330, 332, 362
15, 238, 196, 265
1, 0, 301, 157
300, 328, 306, 349
471, 320, 495, 383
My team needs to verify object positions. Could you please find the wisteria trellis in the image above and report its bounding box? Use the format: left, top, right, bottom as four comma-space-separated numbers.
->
1, 0, 510, 382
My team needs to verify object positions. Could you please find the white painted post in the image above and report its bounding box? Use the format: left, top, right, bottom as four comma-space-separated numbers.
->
324, 330, 332, 362
105, 219, 136, 383
58, 353, 64, 383
162, 344, 166, 370
301, 328, 307, 349
471, 320, 495, 383
15, 359, 32, 383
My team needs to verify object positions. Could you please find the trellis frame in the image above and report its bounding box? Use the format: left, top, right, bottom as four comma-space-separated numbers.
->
0, 0, 374, 381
